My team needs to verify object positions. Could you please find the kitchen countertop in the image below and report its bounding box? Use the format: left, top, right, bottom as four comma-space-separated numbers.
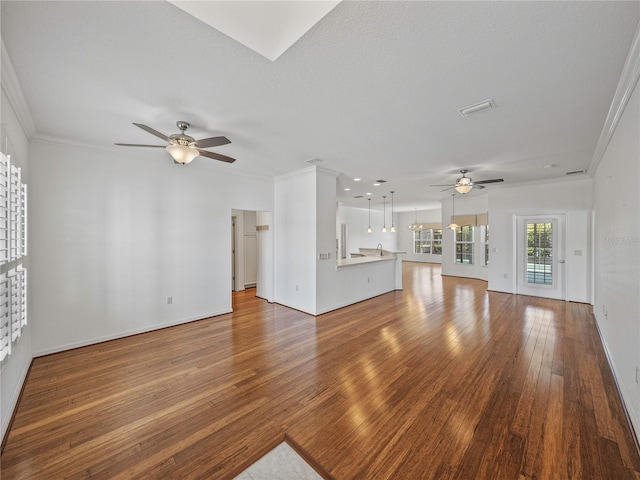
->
336, 248, 406, 268
336, 255, 396, 267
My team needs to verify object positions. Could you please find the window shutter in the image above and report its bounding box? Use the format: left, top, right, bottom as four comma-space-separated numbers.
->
0, 151, 28, 366
0, 273, 9, 362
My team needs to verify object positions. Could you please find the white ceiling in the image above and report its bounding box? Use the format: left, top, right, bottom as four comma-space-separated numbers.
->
1, 1, 638, 211
168, 1, 341, 61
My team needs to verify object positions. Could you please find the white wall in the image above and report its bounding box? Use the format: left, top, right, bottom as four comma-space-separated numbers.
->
441, 194, 489, 281
337, 204, 399, 256
29, 141, 273, 355
397, 209, 442, 263
487, 179, 592, 300
0, 88, 32, 442
593, 77, 640, 435
274, 167, 317, 313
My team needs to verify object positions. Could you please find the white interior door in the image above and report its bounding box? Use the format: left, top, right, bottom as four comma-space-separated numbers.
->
516, 215, 565, 300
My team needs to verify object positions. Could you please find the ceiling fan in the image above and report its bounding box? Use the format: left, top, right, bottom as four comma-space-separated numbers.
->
115, 121, 235, 165
430, 169, 503, 194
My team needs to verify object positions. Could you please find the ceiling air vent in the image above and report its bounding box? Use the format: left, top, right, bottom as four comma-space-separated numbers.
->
458, 99, 496, 117
566, 169, 585, 176
353, 195, 363, 199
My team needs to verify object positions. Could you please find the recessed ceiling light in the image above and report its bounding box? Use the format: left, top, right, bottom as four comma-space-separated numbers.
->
344, 188, 351, 191
373, 183, 381, 186
544, 164, 556, 169
366, 192, 372, 196
353, 178, 361, 182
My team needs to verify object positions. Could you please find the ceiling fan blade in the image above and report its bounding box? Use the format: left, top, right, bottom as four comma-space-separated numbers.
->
473, 184, 486, 189
114, 143, 166, 148
429, 184, 454, 187
474, 178, 504, 185
198, 149, 236, 163
194, 136, 231, 149
440, 186, 454, 192
133, 123, 171, 142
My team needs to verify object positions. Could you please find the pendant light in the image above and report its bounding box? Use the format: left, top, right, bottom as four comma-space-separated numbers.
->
409, 208, 423, 230
447, 193, 459, 230
390, 191, 396, 232
382, 195, 387, 233
367, 198, 372, 233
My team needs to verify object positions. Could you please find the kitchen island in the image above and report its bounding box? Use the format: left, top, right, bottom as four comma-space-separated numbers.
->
331, 248, 406, 300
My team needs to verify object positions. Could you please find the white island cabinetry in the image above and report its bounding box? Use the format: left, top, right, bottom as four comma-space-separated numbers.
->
318, 249, 405, 314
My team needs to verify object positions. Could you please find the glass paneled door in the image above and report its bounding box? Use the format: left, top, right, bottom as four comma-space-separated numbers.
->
516, 215, 565, 299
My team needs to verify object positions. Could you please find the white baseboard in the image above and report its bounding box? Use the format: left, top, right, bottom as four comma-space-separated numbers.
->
1, 356, 32, 442
593, 316, 640, 450
33, 310, 232, 357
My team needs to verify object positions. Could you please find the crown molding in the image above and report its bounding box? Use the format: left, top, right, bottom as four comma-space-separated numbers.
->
589, 21, 640, 176
31, 132, 101, 150
1, 42, 37, 138
275, 164, 340, 183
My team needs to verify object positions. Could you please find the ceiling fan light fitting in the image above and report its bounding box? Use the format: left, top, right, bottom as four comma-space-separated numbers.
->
447, 222, 460, 230
166, 143, 199, 164
455, 184, 473, 194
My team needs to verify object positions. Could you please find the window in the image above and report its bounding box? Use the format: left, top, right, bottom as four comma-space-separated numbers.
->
413, 228, 442, 255
527, 222, 553, 284
455, 225, 474, 265
432, 229, 442, 254
414, 229, 431, 254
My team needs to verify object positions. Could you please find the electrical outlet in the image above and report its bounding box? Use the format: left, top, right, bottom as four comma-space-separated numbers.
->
295, 285, 299, 292
636, 366, 639, 384
367, 277, 370, 283
167, 296, 172, 305
503, 273, 507, 279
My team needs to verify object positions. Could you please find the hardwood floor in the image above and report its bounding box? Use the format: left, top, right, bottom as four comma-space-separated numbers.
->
2, 262, 639, 479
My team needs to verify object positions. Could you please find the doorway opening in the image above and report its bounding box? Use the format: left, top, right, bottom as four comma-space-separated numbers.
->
231, 209, 273, 304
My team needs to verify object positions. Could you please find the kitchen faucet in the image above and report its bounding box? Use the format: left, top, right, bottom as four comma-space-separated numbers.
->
377, 243, 383, 256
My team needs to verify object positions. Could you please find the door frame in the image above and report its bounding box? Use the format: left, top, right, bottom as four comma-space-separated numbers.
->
514, 214, 566, 300
231, 216, 237, 292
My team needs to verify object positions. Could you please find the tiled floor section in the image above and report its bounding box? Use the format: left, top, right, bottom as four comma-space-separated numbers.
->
233, 442, 323, 480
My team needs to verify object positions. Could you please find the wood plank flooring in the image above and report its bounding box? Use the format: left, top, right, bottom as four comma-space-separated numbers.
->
2, 262, 639, 479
